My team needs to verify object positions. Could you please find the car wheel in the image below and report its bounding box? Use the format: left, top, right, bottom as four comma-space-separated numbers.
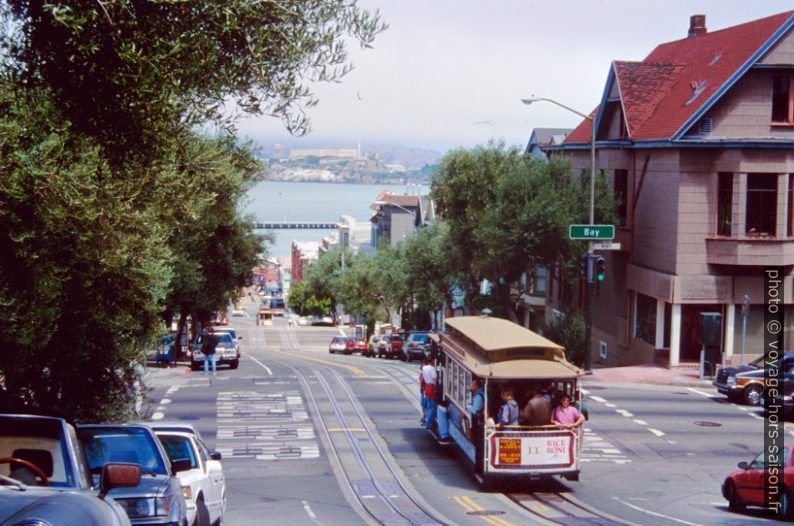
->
781, 488, 792, 520
229, 359, 239, 369
725, 480, 745, 512
194, 498, 211, 526
191, 363, 201, 371
743, 385, 762, 406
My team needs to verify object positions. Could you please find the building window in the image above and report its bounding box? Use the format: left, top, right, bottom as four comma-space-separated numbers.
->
633, 292, 656, 345
717, 173, 733, 236
772, 76, 793, 124
535, 266, 547, 294
614, 169, 628, 227
745, 174, 777, 237
790, 174, 794, 237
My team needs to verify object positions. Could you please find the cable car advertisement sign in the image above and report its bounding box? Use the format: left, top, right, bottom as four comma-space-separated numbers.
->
490, 431, 576, 469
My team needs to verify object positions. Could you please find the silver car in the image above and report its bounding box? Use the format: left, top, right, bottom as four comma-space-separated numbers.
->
191, 332, 239, 370
77, 424, 189, 526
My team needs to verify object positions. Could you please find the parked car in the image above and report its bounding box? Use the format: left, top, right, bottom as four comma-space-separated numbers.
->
731, 369, 794, 407
760, 379, 794, 421
312, 316, 335, 327
376, 332, 391, 358
385, 332, 406, 359
329, 336, 354, 355
355, 338, 368, 354
401, 332, 431, 361
151, 424, 226, 526
191, 332, 239, 371
0, 414, 140, 526
714, 352, 794, 405
77, 424, 189, 526
213, 327, 242, 358
365, 334, 380, 357
722, 445, 792, 519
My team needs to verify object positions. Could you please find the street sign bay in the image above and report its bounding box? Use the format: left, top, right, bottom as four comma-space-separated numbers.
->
569, 224, 615, 240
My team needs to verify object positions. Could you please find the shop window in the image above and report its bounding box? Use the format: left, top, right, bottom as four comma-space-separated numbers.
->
614, 169, 628, 227
717, 173, 733, 236
772, 76, 793, 124
633, 292, 656, 345
745, 174, 777, 237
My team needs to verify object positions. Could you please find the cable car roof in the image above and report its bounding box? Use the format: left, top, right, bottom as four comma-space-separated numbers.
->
442, 316, 582, 379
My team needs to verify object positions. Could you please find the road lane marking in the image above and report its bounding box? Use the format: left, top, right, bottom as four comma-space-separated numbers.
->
151, 411, 165, 420
160, 398, 172, 405
616, 409, 634, 417
648, 428, 665, 437
244, 352, 273, 375
613, 496, 703, 526
687, 387, 716, 398
588, 395, 607, 403
632, 419, 647, 425
268, 348, 365, 376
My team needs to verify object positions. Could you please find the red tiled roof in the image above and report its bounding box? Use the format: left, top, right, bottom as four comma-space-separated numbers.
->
370, 191, 420, 210
566, 11, 794, 144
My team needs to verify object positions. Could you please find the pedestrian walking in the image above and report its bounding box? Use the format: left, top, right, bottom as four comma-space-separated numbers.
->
201, 326, 218, 376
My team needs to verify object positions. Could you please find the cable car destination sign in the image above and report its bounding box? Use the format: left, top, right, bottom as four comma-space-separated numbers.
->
569, 224, 615, 240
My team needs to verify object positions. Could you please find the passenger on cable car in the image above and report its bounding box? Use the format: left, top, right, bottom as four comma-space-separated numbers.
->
496, 387, 519, 427
551, 393, 585, 429
520, 388, 552, 426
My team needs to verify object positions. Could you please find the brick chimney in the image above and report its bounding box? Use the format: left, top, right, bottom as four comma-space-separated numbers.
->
688, 14, 707, 37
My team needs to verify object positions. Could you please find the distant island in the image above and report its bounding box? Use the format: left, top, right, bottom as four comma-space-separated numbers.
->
258, 142, 441, 185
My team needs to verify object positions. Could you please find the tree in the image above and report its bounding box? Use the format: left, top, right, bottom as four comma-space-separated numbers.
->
400, 223, 457, 329
2, 0, 387, 161
0, 83, 171, 421
432, 142, 617, 321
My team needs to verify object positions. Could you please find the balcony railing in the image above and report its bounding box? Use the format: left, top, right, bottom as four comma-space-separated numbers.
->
705, 236, 794, 266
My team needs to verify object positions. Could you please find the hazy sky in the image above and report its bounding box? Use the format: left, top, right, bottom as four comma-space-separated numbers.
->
237, 1, 793, 155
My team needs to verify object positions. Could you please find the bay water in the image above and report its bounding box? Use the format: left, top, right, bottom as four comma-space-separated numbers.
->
243, 181, 414, 260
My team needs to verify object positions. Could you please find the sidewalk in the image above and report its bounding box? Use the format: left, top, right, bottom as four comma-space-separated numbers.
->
584, 363, 715, 388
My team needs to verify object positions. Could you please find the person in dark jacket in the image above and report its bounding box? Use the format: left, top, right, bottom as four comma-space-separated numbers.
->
201, 326, 218, 376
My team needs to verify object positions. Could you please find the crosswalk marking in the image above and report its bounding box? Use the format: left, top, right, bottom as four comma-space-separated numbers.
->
580, 427, 631, 464
215, 390, 319, 460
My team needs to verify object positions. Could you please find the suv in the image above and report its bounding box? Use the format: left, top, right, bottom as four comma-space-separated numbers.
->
191, 332, 240, 370
213, 327, 242, 358
401, 332, 431, 361
714, 352, 794, 405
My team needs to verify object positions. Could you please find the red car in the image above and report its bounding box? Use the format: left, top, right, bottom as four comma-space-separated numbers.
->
355, 338, 368, 354
722, 444, 793, 519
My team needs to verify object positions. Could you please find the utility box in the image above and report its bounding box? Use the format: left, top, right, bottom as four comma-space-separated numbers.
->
699, 312, 722, 377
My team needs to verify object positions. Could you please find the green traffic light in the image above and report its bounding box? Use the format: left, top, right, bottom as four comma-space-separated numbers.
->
597, 274, 605, 281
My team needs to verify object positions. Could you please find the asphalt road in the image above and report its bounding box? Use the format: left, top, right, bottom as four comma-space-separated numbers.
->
141, 300, 792, 526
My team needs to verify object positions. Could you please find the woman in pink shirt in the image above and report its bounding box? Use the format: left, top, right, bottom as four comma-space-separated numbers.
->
551, 393, 584, 429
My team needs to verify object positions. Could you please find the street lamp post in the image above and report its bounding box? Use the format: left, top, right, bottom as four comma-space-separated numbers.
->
522, 97, 597, 372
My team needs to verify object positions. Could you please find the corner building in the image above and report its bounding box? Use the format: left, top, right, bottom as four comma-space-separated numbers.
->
547, 12, 794, 367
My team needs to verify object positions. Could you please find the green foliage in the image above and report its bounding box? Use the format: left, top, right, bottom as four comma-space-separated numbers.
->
542, 311, 587, 367
287, 281, 330, 317
0, 83, 169, 421
432, 142, 617, 319
3, 0, 386, 157
0, 0, 382, 421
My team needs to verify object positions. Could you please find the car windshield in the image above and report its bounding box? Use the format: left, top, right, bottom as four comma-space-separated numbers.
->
0, 419, 73, 487
78, 427, 168, 475
392, 334, 405, 341
196, 333, 233, 346
410, 334, 429, 342
216, 329, 237, 339
156, 434, 199, 470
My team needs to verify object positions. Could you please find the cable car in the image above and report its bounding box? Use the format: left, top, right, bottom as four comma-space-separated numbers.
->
430, 315, 584, 483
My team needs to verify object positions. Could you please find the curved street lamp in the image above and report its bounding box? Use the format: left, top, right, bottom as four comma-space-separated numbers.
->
522, 97, 598, 372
